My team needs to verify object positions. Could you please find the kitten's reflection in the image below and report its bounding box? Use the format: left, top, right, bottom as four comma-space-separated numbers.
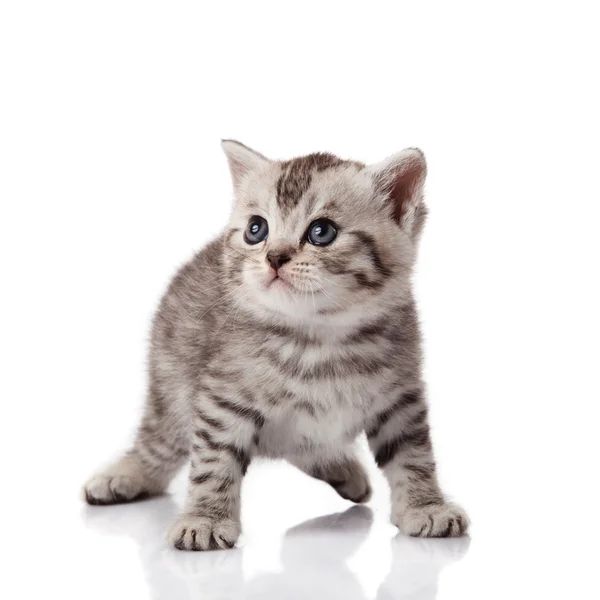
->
82, 499, 469, 600
377, 534, 471, 600
82, 496, 244, 599
245, 506, 470, 600
246, 505, 372, 599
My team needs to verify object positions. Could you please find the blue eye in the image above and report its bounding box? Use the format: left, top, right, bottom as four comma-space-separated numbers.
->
307, 219, 337, 246
244, 216, 269, 244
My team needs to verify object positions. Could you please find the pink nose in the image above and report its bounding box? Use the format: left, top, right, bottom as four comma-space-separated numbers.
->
266, 253, 291, 270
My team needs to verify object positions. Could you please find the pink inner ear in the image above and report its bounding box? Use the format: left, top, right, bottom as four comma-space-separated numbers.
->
390, 158, 424, 224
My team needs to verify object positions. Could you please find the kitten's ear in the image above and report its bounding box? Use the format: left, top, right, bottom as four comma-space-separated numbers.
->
221, 139, 269, 190
369, 148, 427, 234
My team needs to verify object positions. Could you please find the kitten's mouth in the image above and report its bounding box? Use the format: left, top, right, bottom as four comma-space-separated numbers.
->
267, 274, 296, 291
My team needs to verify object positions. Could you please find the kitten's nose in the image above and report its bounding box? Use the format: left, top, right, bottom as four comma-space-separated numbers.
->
266, 252, 291, 271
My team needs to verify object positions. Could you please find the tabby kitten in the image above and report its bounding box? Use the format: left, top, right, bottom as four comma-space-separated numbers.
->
84, 141, 469, 550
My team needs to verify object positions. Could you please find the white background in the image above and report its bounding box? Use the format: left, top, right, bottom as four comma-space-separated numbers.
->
1, 2, 599, 599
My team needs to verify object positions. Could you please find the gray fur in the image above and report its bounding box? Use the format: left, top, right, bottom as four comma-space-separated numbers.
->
84, 141, 469, 550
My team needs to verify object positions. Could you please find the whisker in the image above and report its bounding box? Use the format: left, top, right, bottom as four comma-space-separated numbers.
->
232, 293, 249, 336
315, 282, 344, 310
210, 291, 248, 341
223, 243, 262, 266
318, 275, 345, 288
303, 281, 309, 311
197, 282, 246, 321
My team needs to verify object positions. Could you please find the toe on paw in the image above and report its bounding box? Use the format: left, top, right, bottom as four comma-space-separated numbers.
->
168, 517, 240, 551
401, 503, 469, 538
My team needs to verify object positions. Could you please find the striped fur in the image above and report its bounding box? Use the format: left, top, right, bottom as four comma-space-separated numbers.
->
84, 141, 469, 550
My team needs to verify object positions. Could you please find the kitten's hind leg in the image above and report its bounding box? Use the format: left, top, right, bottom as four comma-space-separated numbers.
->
290, 450, 372, 504
84, 451, 159, 505
84, 383, 189, 505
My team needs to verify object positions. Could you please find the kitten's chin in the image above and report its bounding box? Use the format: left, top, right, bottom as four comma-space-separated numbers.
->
266, 276, 296, 292
246, 280, 319, 319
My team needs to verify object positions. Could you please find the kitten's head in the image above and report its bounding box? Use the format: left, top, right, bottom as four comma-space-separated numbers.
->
221, 140, 428, 324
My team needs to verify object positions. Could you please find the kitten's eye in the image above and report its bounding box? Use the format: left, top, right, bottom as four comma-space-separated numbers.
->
307, 219, 337, 246
244, 216, 269, 245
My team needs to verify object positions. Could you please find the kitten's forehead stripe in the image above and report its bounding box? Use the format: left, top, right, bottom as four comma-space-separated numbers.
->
304, 193, 319, 217
275, 152, 360, 215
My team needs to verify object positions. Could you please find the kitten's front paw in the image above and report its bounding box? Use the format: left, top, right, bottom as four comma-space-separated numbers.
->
167, 515, 240, 551
395, 503, 469, 538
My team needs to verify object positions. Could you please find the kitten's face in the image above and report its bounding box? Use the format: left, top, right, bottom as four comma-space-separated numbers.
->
222, 142, 427, 323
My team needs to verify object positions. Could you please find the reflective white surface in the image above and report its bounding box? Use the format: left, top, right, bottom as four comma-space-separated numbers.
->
81, 496, 469, 600
75, 461, 471, 600
6, 447, 595, 600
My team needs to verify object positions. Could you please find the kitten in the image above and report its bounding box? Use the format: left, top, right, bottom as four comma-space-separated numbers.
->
84, 141, 469, 550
